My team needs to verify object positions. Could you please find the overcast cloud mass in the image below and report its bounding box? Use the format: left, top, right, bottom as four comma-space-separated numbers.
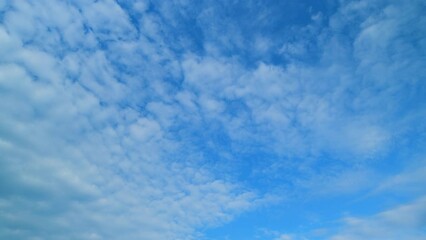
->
0, 0, 425, 239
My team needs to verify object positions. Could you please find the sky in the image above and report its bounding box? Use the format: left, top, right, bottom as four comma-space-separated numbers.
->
0, 0, 425, 239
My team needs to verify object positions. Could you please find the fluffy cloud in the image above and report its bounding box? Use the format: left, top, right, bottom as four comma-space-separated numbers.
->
0, 1, 261, 239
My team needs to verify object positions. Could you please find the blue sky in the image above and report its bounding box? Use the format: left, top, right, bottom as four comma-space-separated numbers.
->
0, 0, 425, 239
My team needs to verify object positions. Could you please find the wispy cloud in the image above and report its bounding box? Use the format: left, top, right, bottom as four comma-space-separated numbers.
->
331, 197, 426, 240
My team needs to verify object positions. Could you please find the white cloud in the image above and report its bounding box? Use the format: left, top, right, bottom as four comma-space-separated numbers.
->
180, 53, 392, 160
80, 0, 137, 40
1, 0, 425, 239
170, 0, 426, 207
275, 234, 294, 240
331, 196, 426, 240
0, 55, 257, 240
374, 159, 426, 196
0, 1, 261, 239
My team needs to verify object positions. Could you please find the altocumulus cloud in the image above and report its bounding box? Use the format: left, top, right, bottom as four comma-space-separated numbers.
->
0, 1, 262, 239
1, 0, 426, 239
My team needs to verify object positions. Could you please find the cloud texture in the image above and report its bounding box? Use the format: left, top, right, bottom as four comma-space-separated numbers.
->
0, 0, 425, 239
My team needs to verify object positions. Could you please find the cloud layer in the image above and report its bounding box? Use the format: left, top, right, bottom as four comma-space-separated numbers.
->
0, 1, 261, 239
1, 0, 425, 239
